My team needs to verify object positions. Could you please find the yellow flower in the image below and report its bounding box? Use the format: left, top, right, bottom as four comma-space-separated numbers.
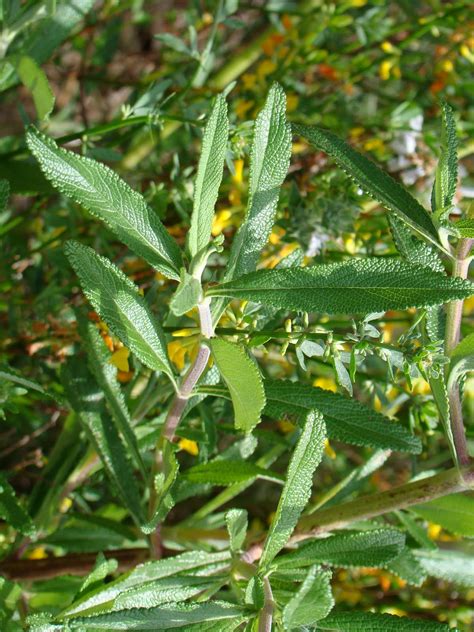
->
427, 522, 442, 539
168, 333, 200, 371
178, 438, 199, 456
460, 43, 474, 63
269, 225, 286, 246
324, 439, 337, 459
379, 59, 394, 80
363, 138, 385, 152
411, 377, 431, 395
343, 235, 357, 255
212, 209, 234, 236
350, 127, 365, 139
242, 73, 257, 90
278, 419, 296, 434
235, 99, 253, 119
286, 94, 299, 112
350, 0, 367, 5
233, 159, 244, 184
28, 547, 48, 560
381, 41, 395, 54
109, 347, 130, 372
257, 59, 277, 80
441, 59, 454, 73
313, 376, 337, 393
59, 497, 73, 513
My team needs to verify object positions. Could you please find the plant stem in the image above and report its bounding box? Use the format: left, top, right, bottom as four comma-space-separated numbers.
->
444, 237, 473, 466
258, 577, 275, 632
294, 464, 474, 541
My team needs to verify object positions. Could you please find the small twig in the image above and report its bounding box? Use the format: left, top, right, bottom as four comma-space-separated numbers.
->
259, 576, 275, 632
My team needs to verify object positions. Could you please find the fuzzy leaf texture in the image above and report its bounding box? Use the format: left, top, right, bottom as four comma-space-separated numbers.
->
414, 549, 474, 587
264, 379, 421, 453
182, 459, 283, 485
283, 566, 334, 628
274, 528, 405, 570
188, 94, 229, 256
318, 611, 451, 631
389, 215, 444, 272
432, 102, 458, 212
0, 473, 36, 536
294, 123, 438, 242
447, 332, 474, 391
225, 82, 291, 280
412, 493, 474, 537
455, 218, 474, 238
26, 127, 182, 279
208, 258, 473, 315
225, 508, 248, 553
79, 318, 146, 477
210, 338, 265, 432
259, 410, 326, 570
62, 360, 144, 523
65, 241, 174, 378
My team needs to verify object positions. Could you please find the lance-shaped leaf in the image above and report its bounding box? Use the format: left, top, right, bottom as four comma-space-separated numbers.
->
210, 338, 265, 432
225, 508, 248, 553
294, 123, 438, 242
389, 215, 444, 273
27, 127, 182, 279
274, 528, 405, 570
414, 548, 474, 587
188, 94, 228, 256
283, 566, 334, 628
65, 241, 174, 378
182, 460, 283, 485
447, 332, 474, 391
12, 56, 55, 120
318, 611, 451, 631
383, 547, 427, 587
79, 318, 146, 477
411, 493, 474, 538
208, 258, 473, 315
66, 601, 246, 629
432, 102, 458, 212
264, 379, 421, 453
62, 361, 144, 523
226, 82, 291, 280
455, 218, 474, 238
0, 473, 36, 536
259, 410, 326, 570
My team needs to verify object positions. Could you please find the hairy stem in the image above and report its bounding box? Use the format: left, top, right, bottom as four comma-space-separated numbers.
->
444, 237, 473, 466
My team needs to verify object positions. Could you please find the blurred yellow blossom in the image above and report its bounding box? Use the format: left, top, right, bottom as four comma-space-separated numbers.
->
379, 59, 394, 80
168, 331, 200, 371
242, 73, 257, 90
178, 438, 199, 456
109, 346, 130, 372
257, 59, 277, 80
350, 0, 367, 6
278, 419, 296, 434
324, 439, 337, 459
28, 547, 48, 560
235, 99, 253, 119
286, 94, 299, 112
381, 41, 395, 54
233, 159, 244, 184
313, 376, 337, 393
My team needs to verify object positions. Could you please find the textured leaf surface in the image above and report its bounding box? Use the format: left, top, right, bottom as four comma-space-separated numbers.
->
210, 338, 265, 432
225, 508, 248, 553
170, 271, 202, 316
0, 178, 9, 211
455, 218, 474, 238
415, 548, 474, 587
66, 241, 173, 378
383, 547, 427, 586
432, 102, 458, 212
67, 601, 246, 629
27, 127, 182, 279
182, 460, 283, 485
63, 551, 231, 616
80, 319, 145, 476
318, 611, 451, 631
264, 380, 421, 453
412, 493, 474, 537
0, 473, 35, 536
188, 94, 228, 256
283, 566, 334, 628
208, 258, 473, 315
259, 410, 326, 570
114, 576, 218, 609
13, 56, 54, 120
274, 529, 405, 570
389, 215, 444, 272
447, 332, 474, 391
62, 361, 143, 523
294, 123, 438, 241
226, 83, 291, 279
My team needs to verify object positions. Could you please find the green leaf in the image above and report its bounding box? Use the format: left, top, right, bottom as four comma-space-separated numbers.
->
12, 56, 54, 119
182, 460, 283, 485
78, 553, 118, 596
62, 550, 231, 617
114, 576, 219, 610
26, 127, 182, 279
432, 102, 458, 213
411, 492, 474, 537
259, 410, 326, 570
65, 241, 174, 379
170, 271, 202, 317
0, 365, 61, 403
79, 318, 146, 477
210, 338, 265, 432
264, 380, 421, 453
389, 215, 444, 273
66, 601, 246, 629
294, 123, 438, 242
208, 258, 473, 315
318, 611, 451, 631
225, 508, 248, 553
414, 548, 474, 587
142, 441, 179, 534
0, 178, 9, 211
455, 218, 474, 238
0, 473, 35, 536
274, 528, 405, 570
383, 547, 427, 587
62, 360, 144, 523
188, 94, 228, 256
447, 332, 474, 391
225, 82, 291, 280
283, 566, 334, 628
